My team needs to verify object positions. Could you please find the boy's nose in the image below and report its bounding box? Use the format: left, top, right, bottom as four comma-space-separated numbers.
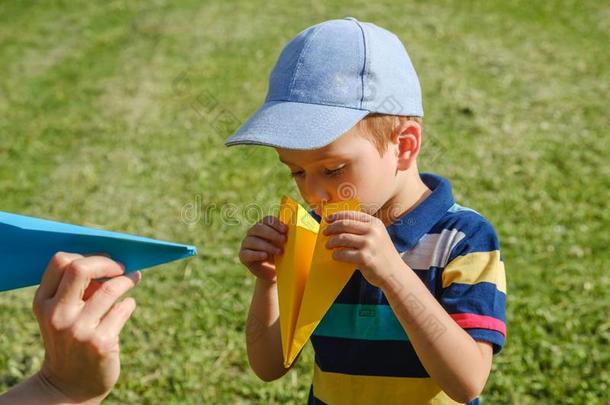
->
304, 177, 332, 205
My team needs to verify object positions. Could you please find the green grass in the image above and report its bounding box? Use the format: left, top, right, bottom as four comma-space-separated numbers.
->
0, 0, 608, 403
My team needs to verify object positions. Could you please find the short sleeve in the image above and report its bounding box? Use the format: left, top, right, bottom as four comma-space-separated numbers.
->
439, 216, 507, 354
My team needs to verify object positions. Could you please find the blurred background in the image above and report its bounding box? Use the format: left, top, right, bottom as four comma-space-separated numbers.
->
0, 0, 608, 403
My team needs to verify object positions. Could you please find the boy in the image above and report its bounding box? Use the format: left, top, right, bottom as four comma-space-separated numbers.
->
225, 17, 506, 404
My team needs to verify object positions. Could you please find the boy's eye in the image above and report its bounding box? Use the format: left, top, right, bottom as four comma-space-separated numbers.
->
324, 164, 346, 177
289, 164, 346, 178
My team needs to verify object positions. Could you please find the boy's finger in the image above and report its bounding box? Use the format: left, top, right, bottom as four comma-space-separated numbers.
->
242, 236, 283, 255
79, 272, 141, 324
261, 216, 288, 233
240, 249, 269, 263
323, 219, 369, 236
96, 297, 137, 338
35, 252, 84, 301
250, 222, 287, 245
326, 211, 372, 223
54, 256, 125, 305
331, 248, 361, 264
326, 234, 366, 250
253, 262, 277, 282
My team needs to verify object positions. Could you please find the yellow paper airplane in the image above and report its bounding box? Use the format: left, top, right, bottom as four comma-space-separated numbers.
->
275, 195, 361, 368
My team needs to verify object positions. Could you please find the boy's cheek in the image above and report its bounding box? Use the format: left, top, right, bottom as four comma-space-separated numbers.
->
356, 194, 385, 216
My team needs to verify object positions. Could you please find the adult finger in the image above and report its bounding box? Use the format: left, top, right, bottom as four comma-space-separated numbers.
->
96, 297, 137, 338
83, 279, 104, 301
79, 272, 141, 324
35, 252, 84, 301
54, 256, 125, 305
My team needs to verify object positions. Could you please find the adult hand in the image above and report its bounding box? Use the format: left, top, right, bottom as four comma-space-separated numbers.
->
0, 252, 141, 405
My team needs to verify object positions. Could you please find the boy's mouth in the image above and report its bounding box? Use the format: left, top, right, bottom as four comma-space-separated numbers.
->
308, 205, 320, 216
307, 202, 325, 217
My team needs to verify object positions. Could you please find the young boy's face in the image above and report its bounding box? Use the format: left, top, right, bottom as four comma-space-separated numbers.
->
276, 125, 400, 217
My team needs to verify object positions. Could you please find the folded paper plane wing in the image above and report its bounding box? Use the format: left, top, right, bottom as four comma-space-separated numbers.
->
276, 197, 360, 367
0, 211, 197, 292
275, 196, 319, 366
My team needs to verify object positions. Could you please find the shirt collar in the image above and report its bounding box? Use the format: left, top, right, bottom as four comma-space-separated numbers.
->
386, 173, 455, 252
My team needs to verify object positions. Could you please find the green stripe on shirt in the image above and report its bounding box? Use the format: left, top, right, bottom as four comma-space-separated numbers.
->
313, 303, 409, 341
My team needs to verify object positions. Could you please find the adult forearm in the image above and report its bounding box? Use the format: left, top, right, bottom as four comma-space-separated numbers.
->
0, 371, 104, 405
380, 258, 490, 403
245, 278, 287, 381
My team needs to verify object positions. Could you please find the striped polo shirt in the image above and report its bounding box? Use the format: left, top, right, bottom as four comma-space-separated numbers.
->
307, 173, 507, 405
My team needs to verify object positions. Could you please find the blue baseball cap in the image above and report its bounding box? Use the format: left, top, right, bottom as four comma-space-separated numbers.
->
225, 17, 423, 150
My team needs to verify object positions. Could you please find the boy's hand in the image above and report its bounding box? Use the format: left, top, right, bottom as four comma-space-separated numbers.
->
324, 211, 402, 288
32, 252, 141, 403
239, 216, 288, 283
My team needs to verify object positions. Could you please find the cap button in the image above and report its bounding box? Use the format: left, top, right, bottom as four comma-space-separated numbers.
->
344, 16, 359, 22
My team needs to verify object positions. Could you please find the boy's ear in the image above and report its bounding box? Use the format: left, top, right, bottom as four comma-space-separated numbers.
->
394, 120, 422, 171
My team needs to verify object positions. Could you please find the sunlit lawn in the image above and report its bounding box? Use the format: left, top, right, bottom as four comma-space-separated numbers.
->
0, 0, 608, 403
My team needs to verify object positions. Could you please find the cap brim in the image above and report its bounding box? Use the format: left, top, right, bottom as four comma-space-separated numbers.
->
224, 101, 369, 150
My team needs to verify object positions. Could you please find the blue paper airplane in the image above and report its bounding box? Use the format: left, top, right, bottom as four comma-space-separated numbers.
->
0, 211, 197, 292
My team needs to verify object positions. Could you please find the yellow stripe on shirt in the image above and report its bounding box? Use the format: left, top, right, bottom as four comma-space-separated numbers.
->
442, 250, 506, 294
313, 364, 462, 405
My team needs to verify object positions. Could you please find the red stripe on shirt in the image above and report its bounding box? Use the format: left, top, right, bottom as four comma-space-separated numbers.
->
450, 313, 506, 336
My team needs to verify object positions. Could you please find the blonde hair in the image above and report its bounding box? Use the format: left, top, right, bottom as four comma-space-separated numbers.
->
357, 113, 423, 154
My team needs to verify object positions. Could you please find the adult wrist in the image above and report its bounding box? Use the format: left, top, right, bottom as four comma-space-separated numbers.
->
32, 370, 76, 404
35, 369, 106, 405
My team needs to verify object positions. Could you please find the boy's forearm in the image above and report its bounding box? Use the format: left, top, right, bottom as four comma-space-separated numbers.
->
380, 258, 491, 403
245, 278, 288, 381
